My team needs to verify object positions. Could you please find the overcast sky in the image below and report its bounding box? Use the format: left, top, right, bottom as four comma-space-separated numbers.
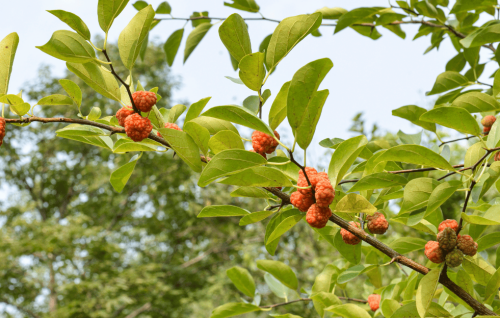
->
3, 0, 493, 161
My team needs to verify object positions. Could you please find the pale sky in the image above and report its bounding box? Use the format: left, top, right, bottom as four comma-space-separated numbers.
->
2, 0, 492, 159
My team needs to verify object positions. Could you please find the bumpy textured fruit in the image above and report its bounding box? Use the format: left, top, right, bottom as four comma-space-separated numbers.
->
306, 204, 332, 228
341, 222, 362, 245
424, 241, 444, 264
495, 151, 500, 162
437, 227, 457, 252
457, 235, 478, 257
438, 219, 458, 233
481, 115, 496, 127
315, 179, 335, 207
290, 191, 314, 212
116, 107, 134, 127
445, 248, 464, 267
157, 122, 182, 137
366, 212, 389, 234
251, 130, 280, 155
297, 167, 318, 195
124, 113, 153, 142
0, 117, 5, 147
367, 294, 381, 311
132, 91, 157, 112
249, 149, 266, 159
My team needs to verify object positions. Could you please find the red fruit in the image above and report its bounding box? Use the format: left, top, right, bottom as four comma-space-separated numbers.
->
157, 122, 182, 137
306, 204, 332, 228
457, 235, 478, 257
290, 191, 314, 212
484, 126, 491, 134
366, 212, 389, 234
495, 152, 500, 162
481, 115, 496, 127
124, 113, 153, 142
0, 117, 5, 147
438, 219, 458, 233
249, 149, 266, 159
424, 241, 444, 264
297, 167, 318, 195
341, 222, 362, 245
132, 91, 157, 112
251, 130, 280, 154
367, 294, 381, 311
315, 179, 335, 207
116, 107, 134, 127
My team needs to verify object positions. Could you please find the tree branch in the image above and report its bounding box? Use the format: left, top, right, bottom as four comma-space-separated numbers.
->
259, 296, 368, 309
439, 135, 477, 147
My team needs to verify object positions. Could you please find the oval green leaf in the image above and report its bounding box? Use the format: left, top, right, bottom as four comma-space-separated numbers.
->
198, 205, 250, 218
184, 23, 212, 63
238, 52, 266, 91
163, 28, 184, 66
202, 105, 274, 135
0, 32, 19, 95
226, 266, 255, 298
219, 13, 252, 62
37, 30, 95, 63
256, 259, 298, 290
376, 145, 454, 171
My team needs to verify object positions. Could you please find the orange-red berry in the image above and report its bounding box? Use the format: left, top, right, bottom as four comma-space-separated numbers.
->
457, 235, 478, 257
157, 122, 182, 137
306, 204, 332, 228
290, 191, 314, 212
481, 115, 496, 127
315, 179, 335, 208
124, 113, 153, 142
132, 91, 157, 113
340, 222, 362, 245
366, 212, 389, 234
116, 107, 134, 127
367, 294, 381, 311
438, 219, 458, 233
424, 241, 444, 264
251, 130, 280, 154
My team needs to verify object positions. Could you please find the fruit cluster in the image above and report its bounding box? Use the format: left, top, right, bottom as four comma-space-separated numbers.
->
0, 117, 5, 147
367, 294, 380, 311
115, 91, 158, 142
339, 212, 389, 245
251, 130, 280, 158
290, 167, 335, 229
481, 115, 496, 134
425, 219, 477, 267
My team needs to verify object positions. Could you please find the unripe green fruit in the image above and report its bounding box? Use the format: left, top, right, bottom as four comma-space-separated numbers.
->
445, 248, 464, 268
437, 227, 457, 252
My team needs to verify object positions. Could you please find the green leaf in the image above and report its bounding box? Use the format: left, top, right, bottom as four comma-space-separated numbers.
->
219, 167, 293, 187
425, 181, 462, 216
426, 71, 469, 95
0, 32, 19, 95
210, 302, 260, 318
167, 104, 186, 123
0, 94, 29, 116
311, 265, 338, 295
219, 13, 252, 63
209, 130, 244, 154
118, 5, 155, 69
269, 81, 290, 130
242, 95, 259, 115
487, 117, 500, 149
461, 22, 500, 48
256, 260, 298, 290
376, 145, 454, 171
484, 266, 500, 302
337, 264, 377, 284
287, 58, 333, 148
264, 273, 297, 299
328, 135, 368, 185
239, 210, 275, 226
113, 139, 159, 153
87, 107, 101, 121
451, 0, 496, 13
198, 205, 250, 218
157, 128, 202, 172
334, 229, 361, 264
334, 193, 377, 214
37, 94, 74, 106
461, 205, 500, 225
334, 7, 381, 33
59, 79, 82, 107
381, 299, 401, 318
389, 237, 427, 254
202, 105, 274, 135
266, 211, 304, 242
416, 266, 442, 318
184, 23, 212, 63
316, 7, 347, 19
266, 13, 322, 70
224, 0, 260, 13
183, 121, 210, 156
231, 187, 269, 199
462, 255, 495, 285
190, 116, 238, 134
98, 0, 129, 33
392, 105, 436, 132
349, 172, 407, 192
265, 210, 300, 255
36, 30, 95, 63
226, 266, 255, 298
402, 177, 441, 214
58, 135, 113, 150
47, 10, 91, 40
156, 1, 172, 14
452, 92, 500, 113
198, 149, 266, 187
391, 301, 452, 318
311, 292, 342, 318
66, 62, 121, 102
185, 97, 211, 122
477, 232, 500, 252
446, 53, 466, 72
163, 29, 184, 67
238, 53, 266, 91
110, 154, 140, 193
133, 1, 148, 11
325, 304, 371, 318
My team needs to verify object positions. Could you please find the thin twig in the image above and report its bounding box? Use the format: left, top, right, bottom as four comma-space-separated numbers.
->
439, 135, 477, 147
259, 296, 367, 309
